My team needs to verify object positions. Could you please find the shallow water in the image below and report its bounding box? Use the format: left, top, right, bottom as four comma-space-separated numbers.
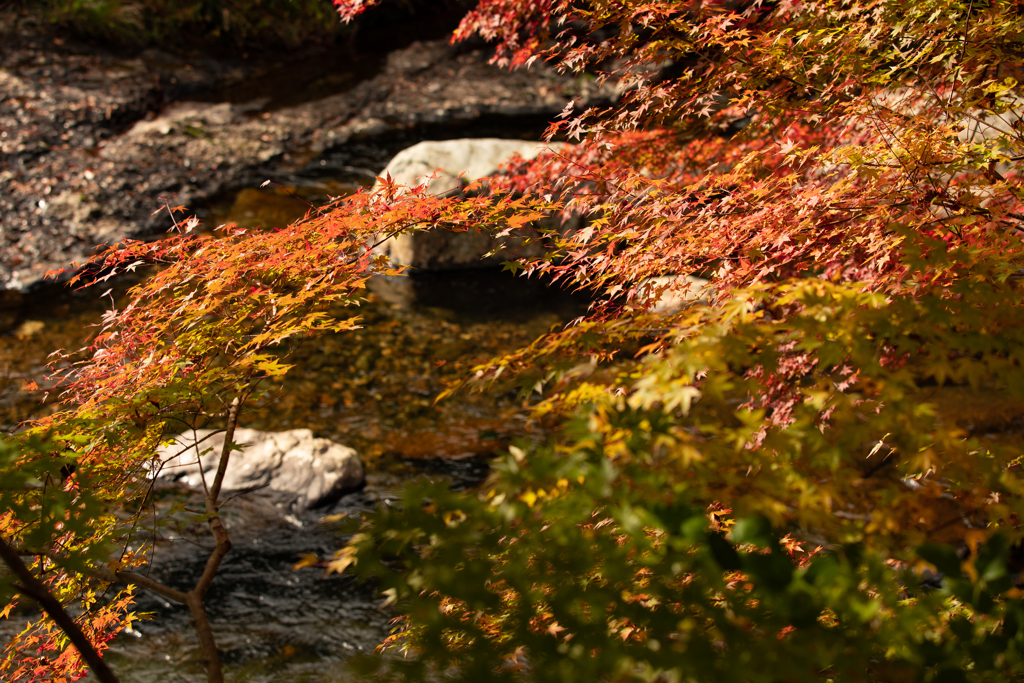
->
88, 448, 495, 682
2, 181, 586, 682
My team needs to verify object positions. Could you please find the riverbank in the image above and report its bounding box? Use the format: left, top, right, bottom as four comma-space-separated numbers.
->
0, 10, 609, 678
0, 7, 614, 294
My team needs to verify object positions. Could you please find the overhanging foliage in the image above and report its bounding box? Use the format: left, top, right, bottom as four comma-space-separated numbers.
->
3, 0, 1024, 680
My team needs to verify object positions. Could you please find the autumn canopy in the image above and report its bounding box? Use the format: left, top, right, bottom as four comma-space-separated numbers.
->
5, 0, 1024, 680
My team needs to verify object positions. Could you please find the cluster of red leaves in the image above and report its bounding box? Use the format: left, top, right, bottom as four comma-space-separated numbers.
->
0, 581, 136, 683
3, 172, 558, 680
35, 182, 522, 469
331, 0, 381, 23
442, 0, 1024, 442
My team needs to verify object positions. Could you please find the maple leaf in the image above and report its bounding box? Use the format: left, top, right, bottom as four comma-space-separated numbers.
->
11, 1, 1024, 681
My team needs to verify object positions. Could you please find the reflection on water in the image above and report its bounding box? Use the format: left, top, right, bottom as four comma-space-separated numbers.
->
0, 274, 153, 430
208, 180, 367, 232
2, 182, 586, 682
195, 52, 382, 114
244, 275, 582, 467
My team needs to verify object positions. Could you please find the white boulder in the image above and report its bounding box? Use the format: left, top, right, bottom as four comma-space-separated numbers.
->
156, 428, 364, 510
375, 138, 567, 269
638, 274, 712, 313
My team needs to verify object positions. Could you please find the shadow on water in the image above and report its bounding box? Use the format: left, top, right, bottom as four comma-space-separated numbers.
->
178, 1, 472, 115
6, 32, 581, 673
4, 248, 583, 683
372, 269, 588, 324
195, 51, 384, 113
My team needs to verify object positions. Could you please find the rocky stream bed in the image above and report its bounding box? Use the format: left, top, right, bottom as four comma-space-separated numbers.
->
0, 7, 613, 293
0, 9, 604, 681
1, 265, 585, 683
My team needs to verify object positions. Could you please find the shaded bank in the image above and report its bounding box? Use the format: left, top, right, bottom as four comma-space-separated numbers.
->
0, 7, 614, 291
21, 0, 471, 53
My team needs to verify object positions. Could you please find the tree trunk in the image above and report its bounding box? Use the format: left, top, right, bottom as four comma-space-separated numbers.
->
186, 591, 224, 683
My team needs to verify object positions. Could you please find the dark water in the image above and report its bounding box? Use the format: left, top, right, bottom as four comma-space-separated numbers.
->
2, 18, 577, 670
198, 51, 383, 114
184, 1, 468, 114
4, 197, 584, 682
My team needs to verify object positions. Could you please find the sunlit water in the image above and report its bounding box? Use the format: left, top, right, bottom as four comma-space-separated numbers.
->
0, 182, 586, 682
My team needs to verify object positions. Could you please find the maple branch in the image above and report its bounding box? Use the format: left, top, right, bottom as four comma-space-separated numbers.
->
23, 548, 190, 606
185, 591, 222, 681
86, 399, 246, 683
0, 537, 121, 683
93, 567, 189, 604
161, 197, 183, 233
364, 219, 437, 255
259, 180, 316, 212
194, 509, 233, 602
208, 396, 240, 505
177, 394, 242, 683
158, 428, 225, 470
219, 481, 270, 508
949, 0, 975, 108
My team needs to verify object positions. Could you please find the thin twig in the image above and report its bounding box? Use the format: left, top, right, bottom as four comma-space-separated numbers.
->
949, 0, 975, 109
219, 482, 271, 508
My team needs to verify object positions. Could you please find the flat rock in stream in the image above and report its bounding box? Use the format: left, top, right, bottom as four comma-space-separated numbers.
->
639, 274, 712, 313
157, 428, 365, 511
374, 138, 571, 269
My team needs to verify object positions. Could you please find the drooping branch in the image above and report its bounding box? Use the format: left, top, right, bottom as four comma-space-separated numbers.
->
0, 536, 121, 683
96, 567, 189, 604
66, 397, 244, 683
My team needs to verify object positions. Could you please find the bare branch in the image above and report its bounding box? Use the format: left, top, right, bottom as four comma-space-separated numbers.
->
208, 396, 241, 505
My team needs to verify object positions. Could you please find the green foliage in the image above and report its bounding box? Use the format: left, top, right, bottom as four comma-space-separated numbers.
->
324, 0, 1024, 679
0, 436, 139, 681
343, 275, 1024, 682
346, 480, 1024, 683
0, 435, 114, 578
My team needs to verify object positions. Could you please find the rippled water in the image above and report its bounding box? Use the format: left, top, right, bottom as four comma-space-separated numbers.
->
90, 450, 494, 682
2, 183, 586, 682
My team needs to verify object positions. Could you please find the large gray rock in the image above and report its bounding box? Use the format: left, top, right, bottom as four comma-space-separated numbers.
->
375, 139, 568, 269
157, 428, 364, 510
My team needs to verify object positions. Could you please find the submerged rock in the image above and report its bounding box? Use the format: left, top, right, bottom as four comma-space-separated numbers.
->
375, 138, 568, 269
157, 428, 365, 511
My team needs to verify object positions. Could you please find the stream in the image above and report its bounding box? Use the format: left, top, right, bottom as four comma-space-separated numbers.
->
0, 4, 601, 678
1, 169, 584, 683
